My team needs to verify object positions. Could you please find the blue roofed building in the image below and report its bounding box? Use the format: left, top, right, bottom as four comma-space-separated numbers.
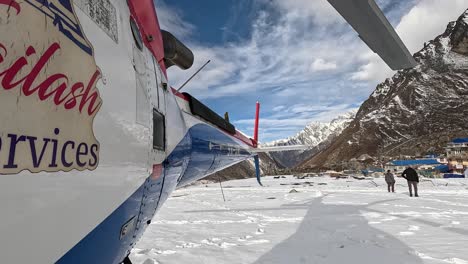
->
446, 138, 468, 157
384, 159, 442, 173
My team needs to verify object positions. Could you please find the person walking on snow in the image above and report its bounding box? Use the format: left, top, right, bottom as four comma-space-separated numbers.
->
401, 166, 419, 197
385, 170, 396, 193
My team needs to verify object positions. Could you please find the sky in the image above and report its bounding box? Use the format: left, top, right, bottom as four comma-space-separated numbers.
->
155, 0, 468, 142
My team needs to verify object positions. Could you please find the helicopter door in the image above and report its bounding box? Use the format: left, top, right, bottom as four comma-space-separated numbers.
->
129, 16, 166, 241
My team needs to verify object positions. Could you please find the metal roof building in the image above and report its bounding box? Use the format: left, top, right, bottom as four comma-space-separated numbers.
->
385, 159, 442, 173
452, 138, 468, 144
389, 159, 441, 166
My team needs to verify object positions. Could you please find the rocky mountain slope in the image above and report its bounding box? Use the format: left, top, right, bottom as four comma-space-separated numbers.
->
263, 111, 356, 167
203, 109, 355, 182
301, 10, 468, 169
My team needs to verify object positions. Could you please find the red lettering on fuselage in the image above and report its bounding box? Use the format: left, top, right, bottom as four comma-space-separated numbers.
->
0, 42, 102, 116
0, 44, 6, 63
0, 0, 21, 14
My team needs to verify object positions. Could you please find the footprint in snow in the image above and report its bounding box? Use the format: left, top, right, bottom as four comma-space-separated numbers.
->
361, 212, 382, 219
247, 216, 258, 223
201, 237, 238, 248
237, 235, 253, 242
142, 259, 159, 264
445, 258, 468, 264
381, 216, 397, 222
135, 248, 177, 258
398, 231, 415, 236
256, 228, 265, 235
137, 249, 152, 255
201, 238, 221, 245
201, 239, 217, 246
219, 242, 237, 248
176, 242, 201, 249
398, 225, 419, 236
154, 249, 177, 255
244, 239, 270, 245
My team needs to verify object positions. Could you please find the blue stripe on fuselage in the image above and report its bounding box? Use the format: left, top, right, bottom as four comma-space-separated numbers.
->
177, 124, 251, 187
57, 124, 252, 263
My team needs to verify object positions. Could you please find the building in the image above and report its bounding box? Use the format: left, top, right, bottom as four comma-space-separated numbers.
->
446, 138, 468, 157
445, 138, 468, 174
447, 160, 468, 174
384, 159, 442, 173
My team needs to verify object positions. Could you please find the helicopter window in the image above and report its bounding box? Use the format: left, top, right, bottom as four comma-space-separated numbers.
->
130, 17, 143, 51
153, 109, 165, 151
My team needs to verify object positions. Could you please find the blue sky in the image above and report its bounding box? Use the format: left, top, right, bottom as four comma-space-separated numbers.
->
156, 0, 468, 142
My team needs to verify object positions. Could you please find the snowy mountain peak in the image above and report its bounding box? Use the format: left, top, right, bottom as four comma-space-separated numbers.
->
462, 9, 468, 23
264, 110, 357, 148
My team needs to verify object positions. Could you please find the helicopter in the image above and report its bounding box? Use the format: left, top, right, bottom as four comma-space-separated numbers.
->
0, 0, 416, 263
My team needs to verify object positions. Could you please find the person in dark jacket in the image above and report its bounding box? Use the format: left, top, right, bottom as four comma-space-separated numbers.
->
401, 166, 419, 197
385, 170, 396, 192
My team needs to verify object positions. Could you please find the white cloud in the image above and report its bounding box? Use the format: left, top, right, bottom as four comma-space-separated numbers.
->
351, 0, 468, 82
235, 104, 356, 127
234, 103, 358, 141
310, 59, 338, 72
159, 0, 468, 93
272, 0, 345, 26
167, 6, 363, 99
350, 57, 392, 82
155, 0, 467, 141
272, 105, 286, 112
168, 45, 237, 92
154, 0, 195, 38
398, 0, 468, 53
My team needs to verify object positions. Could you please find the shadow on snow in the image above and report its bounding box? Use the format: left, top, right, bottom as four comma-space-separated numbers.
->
252, 197, 424, 264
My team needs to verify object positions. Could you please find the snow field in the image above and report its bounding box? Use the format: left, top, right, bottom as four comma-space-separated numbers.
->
130, 176, 468, 264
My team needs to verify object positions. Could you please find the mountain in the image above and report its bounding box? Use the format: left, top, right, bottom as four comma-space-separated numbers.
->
301, 10, 468, 169
203, 109, 356, 182
263, 111, 356, 167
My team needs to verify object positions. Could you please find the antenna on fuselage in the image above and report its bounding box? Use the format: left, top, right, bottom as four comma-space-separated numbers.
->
177, 60, 211, 92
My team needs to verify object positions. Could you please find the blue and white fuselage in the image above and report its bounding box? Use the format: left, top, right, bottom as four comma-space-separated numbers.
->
0, 1, 256, 263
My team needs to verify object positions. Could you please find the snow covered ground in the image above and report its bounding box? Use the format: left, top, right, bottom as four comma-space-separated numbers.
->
130, 176, 468, 264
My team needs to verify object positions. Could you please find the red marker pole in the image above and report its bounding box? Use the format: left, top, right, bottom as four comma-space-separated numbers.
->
253, 101, 260, 147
